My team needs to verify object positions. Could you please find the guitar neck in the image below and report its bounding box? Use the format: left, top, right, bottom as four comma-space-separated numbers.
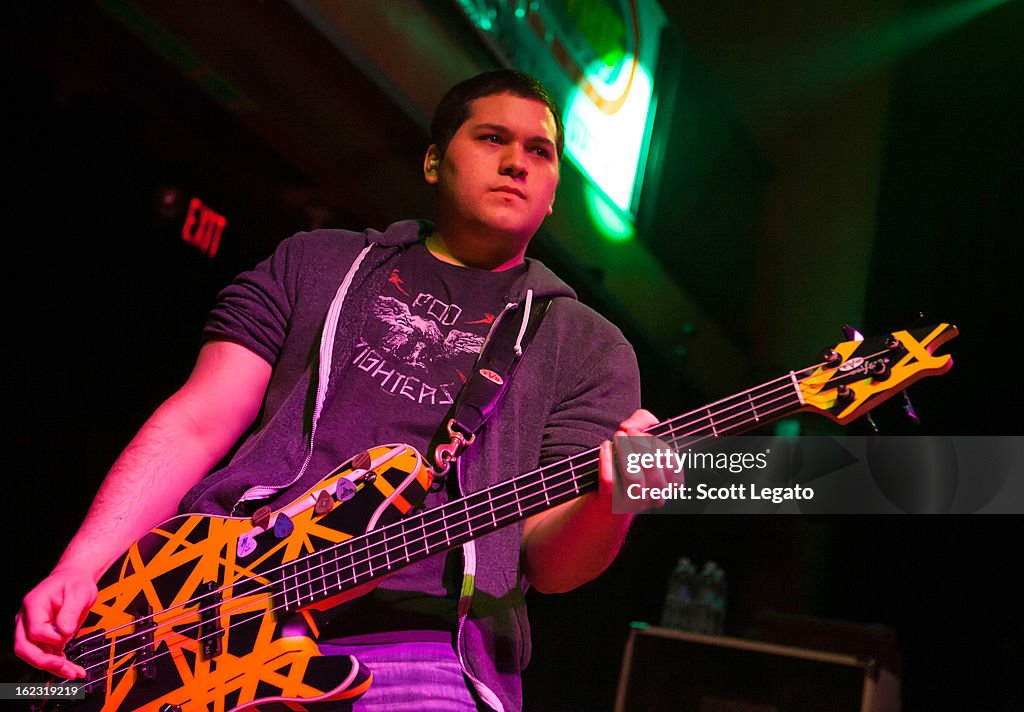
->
277, 372, 805, 610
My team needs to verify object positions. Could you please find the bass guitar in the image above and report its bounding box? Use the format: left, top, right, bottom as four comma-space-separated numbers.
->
37, 322, 957, 711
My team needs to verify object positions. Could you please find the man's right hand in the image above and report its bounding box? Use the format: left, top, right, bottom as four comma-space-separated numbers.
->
14, 566, 97, 679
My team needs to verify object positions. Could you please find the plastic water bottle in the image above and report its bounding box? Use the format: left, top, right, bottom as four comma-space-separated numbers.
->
693, 561, 728, 635
660, 557, 696, 630
710, 564, 728, 635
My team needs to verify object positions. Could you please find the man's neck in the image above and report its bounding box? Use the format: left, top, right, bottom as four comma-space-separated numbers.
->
425, 230, 526, 272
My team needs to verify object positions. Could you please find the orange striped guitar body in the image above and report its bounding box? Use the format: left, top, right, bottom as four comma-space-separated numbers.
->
54, 444, 431, 712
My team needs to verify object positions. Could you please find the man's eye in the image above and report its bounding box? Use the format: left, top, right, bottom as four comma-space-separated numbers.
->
481, 134, 502, 143
532, 147, 552, 159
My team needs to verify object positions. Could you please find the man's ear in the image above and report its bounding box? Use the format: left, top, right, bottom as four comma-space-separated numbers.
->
423, 145, 441, 184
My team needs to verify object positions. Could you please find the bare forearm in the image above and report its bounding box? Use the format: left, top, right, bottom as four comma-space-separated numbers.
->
54, 341, 270, 580
522, 494, 634, 593
522, 411, 662, 594
55, 395, 230, 580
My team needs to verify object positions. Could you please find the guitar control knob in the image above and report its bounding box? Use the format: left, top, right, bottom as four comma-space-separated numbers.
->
884, 334, 901, 350
821, 349, 841, 366
159, 705, 183, 712
869, 359, 890, 379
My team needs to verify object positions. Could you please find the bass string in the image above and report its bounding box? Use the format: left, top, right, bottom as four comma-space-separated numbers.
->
71, 354, 858, 676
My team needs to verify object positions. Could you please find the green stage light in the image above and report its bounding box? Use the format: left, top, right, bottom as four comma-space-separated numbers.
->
564, 57, 654, 215
584, 182, 636, 242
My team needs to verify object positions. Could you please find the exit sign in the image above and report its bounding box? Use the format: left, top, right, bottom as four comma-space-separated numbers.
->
181, 196, 226, 258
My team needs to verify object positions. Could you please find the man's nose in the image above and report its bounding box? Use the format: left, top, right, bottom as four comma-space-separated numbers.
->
499, 145, 527, 179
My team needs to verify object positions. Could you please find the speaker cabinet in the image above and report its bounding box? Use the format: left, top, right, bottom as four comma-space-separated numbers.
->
614, 626, 900, 712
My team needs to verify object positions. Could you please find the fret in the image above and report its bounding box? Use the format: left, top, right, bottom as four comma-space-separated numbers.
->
511, 476, 522, 517
287, 564, 300, 607
400, 515, 419, 560
492, 489, 514, 528
399, 518, 421, 566
696, 380, 789, 440
751, 379, 797, 430
790, 370, 805, 405
517, 477, 541, 517
481, 491, 499, 534
441, 504, 452, 547
569, 459, 579, 495
308, 552, 319, 602
445, 499, 472, 546
311, 558, 321, 604
358, 530, 384, 581
371, 529, 389, 575
399, 518, 410, 565
398, 517, 418, 565
317, 550, 328, 600
506, 478, 531, 523
334, 541, 351, 591
420, 506, 447, 555
706, 407, 718, 436
299, 562, 312, 607
331, 541, 344, 592
278, 566, 292, 611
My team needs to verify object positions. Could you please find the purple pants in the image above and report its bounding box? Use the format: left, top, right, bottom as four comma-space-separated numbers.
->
317, 640, 485, 711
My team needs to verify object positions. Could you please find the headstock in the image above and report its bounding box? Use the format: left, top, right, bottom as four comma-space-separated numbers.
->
797, 322, 958, 423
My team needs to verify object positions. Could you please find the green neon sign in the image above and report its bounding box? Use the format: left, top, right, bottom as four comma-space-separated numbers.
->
454, 0, 665, 219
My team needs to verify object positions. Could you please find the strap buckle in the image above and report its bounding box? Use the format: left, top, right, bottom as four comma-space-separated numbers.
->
432, 419, 476, 476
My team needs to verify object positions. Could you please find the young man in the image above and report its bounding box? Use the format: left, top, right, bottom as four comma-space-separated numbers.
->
14, 69, 661, 711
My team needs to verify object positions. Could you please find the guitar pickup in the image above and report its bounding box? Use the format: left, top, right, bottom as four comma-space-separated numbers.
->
198, 581, 225, 659
133, 604, 157, 682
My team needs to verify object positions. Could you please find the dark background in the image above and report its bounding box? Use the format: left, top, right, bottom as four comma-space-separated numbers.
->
4, 1, 1022, 710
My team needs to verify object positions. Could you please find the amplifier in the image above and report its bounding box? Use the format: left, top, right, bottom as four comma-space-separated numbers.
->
614, 625, 900, 712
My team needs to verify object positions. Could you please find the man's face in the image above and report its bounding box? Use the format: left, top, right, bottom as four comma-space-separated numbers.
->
424, 93, 560, 245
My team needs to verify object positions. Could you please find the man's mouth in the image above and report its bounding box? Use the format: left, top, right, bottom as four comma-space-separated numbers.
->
492, 186, 526, 199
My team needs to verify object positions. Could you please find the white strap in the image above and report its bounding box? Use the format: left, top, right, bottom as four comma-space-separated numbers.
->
234, 243, 375, 509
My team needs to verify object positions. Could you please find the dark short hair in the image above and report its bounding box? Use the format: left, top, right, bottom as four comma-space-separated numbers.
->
430, 69, 564, 159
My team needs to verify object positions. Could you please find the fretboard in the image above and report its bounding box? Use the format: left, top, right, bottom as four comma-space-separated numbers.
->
276, 371, 804, 610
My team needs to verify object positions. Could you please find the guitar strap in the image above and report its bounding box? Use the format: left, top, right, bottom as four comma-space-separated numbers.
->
433, 289, 552, 474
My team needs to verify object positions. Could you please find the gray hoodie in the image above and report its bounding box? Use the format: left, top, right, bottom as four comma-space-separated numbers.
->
180, 220, 641, 711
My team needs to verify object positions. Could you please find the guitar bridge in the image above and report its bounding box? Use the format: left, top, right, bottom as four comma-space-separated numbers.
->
65, 636, 105, 697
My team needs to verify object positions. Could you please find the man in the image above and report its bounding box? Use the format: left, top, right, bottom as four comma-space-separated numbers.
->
15, 69, 661, 711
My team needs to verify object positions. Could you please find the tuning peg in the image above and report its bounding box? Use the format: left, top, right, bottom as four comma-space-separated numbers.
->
834, 384, 854, 407
842, 324, 865, 342
902, 390, 920, 425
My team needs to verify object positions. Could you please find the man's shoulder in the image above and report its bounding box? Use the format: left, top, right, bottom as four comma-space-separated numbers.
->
545, 295, 634, 350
